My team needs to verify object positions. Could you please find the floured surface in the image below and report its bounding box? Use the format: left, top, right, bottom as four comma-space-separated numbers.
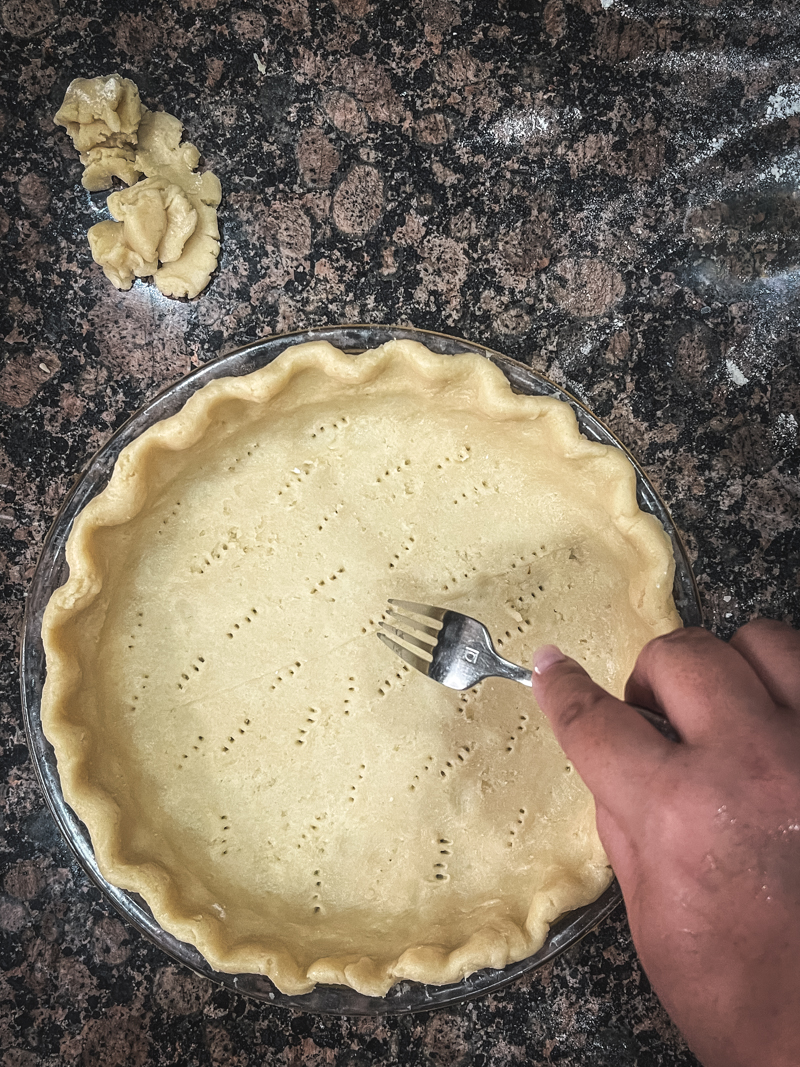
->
41, 340, 680, 995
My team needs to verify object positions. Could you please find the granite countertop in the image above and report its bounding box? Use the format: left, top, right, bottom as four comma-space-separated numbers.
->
2, 0, 799, 1064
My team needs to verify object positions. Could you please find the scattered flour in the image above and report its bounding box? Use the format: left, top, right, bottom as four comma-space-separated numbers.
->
725, 359, 749, 386
766, 84, 800, 121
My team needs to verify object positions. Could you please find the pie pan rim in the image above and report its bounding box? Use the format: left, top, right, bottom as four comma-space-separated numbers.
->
21, 323, 702, 1015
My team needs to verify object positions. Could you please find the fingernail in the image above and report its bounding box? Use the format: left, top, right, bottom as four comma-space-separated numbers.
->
533, 644, 565, 675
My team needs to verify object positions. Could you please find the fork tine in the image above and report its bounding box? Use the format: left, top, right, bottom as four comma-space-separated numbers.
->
378, 620, 435, 655
388, 599, 447, 622
386, 609, 440, 639
376, 632, 432, 675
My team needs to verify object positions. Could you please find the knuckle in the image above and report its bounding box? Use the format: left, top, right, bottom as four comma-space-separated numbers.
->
730, 616, 800, 659
557, 684, 607, 732
638, 625, 714, 670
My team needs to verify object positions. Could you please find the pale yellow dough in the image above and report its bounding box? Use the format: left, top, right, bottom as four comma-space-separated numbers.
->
55, 74, 221, 299
88, 176, 198, 291
41, 341, 681, 996
54, 74, 143, 191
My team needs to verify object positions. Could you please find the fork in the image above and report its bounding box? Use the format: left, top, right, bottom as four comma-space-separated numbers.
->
377, 599, 680, 742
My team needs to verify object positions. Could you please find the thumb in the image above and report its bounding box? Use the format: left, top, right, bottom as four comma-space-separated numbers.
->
531, 644, 670, 808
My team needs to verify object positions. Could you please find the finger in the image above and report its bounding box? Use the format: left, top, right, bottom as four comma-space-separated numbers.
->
625, 627, 775, 740
729, 618, 800, 712
532, 645, 672, 811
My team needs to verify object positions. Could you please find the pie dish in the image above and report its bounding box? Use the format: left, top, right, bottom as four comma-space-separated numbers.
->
30, 328, 693, 1006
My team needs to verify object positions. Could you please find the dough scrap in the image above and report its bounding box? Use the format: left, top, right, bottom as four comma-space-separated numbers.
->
55, 74, 221, 299
88, 177, 198, 290
135, 111, 222, 299
54, 74, 143, 191
41, 341, 682, 996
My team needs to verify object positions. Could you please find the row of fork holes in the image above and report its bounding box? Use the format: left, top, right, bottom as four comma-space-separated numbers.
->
410, 746, 472, 791
156, 501, 182, 536
349, 764, 366, 802
508, 809, 528, 848
496, 585, 545, 651
227, 607, 259, 639
376, 459, 411, 484
436, 838, 452, 881
310, 416, 349, 439
179, 717, 251, 763
441, 547, 547, 595
506, 714, 529, 753
312, 868, 322, 913
174, 605, 263, 690
377, 664, 409, 697
311, 566, 345, 594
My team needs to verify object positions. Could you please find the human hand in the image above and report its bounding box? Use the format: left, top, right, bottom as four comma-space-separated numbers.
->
531, 621, 800, 1067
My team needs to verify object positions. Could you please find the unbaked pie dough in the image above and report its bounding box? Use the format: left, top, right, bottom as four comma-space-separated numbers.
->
41, 340, 680, 996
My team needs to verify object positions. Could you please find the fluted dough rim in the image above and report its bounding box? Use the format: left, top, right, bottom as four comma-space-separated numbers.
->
41, 340, 678, 995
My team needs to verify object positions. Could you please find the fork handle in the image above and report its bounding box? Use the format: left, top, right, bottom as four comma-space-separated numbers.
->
630, 704, 680, 742
492, 654, 533, 687
499, 653, 679, 741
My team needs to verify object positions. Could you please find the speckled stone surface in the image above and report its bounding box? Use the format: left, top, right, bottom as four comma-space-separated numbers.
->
2, 0, 799, 1063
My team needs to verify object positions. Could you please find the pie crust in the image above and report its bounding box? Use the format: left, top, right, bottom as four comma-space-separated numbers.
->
41, 340, 680, 996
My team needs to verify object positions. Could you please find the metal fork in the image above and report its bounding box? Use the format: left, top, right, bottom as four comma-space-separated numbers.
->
378, 599, 532, 690
377, 599, 680, 742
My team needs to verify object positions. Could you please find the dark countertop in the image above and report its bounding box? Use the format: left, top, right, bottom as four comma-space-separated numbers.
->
2, 1, 799, 1064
